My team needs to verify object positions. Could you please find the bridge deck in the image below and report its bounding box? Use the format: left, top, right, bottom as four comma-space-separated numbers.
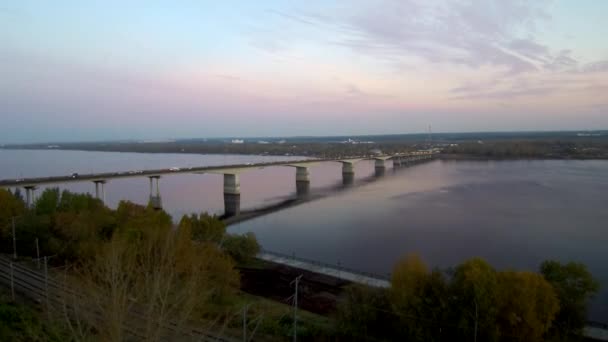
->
0, 153, 433, 188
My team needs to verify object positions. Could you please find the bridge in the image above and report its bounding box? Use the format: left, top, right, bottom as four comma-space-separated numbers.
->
0, 152, 435, 217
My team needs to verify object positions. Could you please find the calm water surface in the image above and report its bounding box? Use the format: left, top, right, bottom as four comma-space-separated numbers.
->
1, 150, 606, 322
232, 159, 608, 322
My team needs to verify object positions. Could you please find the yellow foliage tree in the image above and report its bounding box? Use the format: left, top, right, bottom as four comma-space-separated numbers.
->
496, 271, 559, 342
390, 253, 429, 339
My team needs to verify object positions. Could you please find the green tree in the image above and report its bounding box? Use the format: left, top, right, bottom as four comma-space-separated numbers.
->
0, 189, 26, 246
420, 269, 450, 341
540, 260, 600, 339
450, 258, 500, 342
221, 232, 260, 263
34, 188, 60, 216
335, 284, 394, 340
179, 213, 226, 243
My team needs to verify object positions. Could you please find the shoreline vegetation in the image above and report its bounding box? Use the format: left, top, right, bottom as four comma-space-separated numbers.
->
0, 188, 602, 341
3, 131, 608, 160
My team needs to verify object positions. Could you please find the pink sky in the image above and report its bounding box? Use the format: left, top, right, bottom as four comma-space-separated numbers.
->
1, 0, 607, 142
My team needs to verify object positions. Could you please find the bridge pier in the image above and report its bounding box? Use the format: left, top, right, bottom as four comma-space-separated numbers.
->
93, 180, 107, 205
223, 174, 240, 217
374, 159, 386, 177
393, 157, 401, 168
295, 167, 310, 197
148, 176, 162, 210
24, 186, 37, 208
341, 162, 355, 186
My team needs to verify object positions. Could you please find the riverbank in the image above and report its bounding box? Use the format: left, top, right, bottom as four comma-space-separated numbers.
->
241, 256, 608, 341
439, 153, 608, 161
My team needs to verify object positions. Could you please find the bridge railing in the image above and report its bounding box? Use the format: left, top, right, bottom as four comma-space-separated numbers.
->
259, 249, 392, 281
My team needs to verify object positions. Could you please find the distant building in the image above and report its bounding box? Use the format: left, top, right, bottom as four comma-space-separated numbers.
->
231, 139, 244, 144
370, 148, 382, 155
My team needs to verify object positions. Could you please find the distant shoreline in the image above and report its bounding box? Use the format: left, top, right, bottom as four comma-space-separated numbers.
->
438, 154, 608, 161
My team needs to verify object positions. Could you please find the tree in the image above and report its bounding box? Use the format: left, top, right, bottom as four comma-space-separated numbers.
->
0, 189, 26, 246
34, 188, 60, 216
540, 260, 600, 338
420, 269, 449, 341
179, 213, 226, 243
496, 271, 559, 342
221, 232, 260, 263
335, 284, 394, 340
450, 258, 500, 342
71, 212, 239, 341
390, 253, 430, 340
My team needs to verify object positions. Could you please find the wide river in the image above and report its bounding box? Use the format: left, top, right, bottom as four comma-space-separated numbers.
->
1, 149, 607, 322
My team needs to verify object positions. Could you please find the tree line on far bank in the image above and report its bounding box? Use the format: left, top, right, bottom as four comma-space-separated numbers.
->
443, 140, 608, 159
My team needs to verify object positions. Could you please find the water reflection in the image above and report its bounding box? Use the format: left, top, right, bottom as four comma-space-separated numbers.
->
232, 160, 608, 323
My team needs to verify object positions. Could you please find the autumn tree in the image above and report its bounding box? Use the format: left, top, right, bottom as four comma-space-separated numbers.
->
68, 202, 240, 341
390, 253, 433, 340
496, 271, 559, 342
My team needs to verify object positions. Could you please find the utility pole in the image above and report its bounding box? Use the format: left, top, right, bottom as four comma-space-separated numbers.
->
242, 304, 250, 342
35, 238, 40, 269
291, 275, 303, 342
10, 262, 14, 301
44, 256, 49, 320
474, 299, 478, 342
12, 217, 17, 259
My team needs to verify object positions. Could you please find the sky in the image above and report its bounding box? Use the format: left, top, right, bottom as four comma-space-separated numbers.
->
1, 0, 607, 143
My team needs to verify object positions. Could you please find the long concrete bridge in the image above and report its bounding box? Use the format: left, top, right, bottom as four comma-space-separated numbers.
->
0, 152, 435, 217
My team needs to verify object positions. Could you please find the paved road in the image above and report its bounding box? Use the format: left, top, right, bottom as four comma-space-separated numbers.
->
0, 153, 433, 188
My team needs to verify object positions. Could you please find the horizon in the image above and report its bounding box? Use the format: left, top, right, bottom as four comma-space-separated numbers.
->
3, 128, 608, 146
1, 1, 607, 143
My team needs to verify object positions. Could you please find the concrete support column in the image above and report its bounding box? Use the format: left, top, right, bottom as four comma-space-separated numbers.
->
393, 158, 401, 168
148, 176, 162, 210
93, 180, 107, 205
341, 162, 355, 186
223, 173, 240, 217
101, 182, 106, 204
295, 167, 310, 197
24, 186, 37, 209
374, 159, 386, 177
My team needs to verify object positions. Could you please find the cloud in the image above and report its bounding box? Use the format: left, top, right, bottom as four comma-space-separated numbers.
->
346, 84, 364, 96
272, 0, 585, 75
451, 85, 555, 100
580, 60, 608, 73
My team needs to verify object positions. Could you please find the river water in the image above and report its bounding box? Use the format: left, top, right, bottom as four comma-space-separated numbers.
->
1, 149, 607, 322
